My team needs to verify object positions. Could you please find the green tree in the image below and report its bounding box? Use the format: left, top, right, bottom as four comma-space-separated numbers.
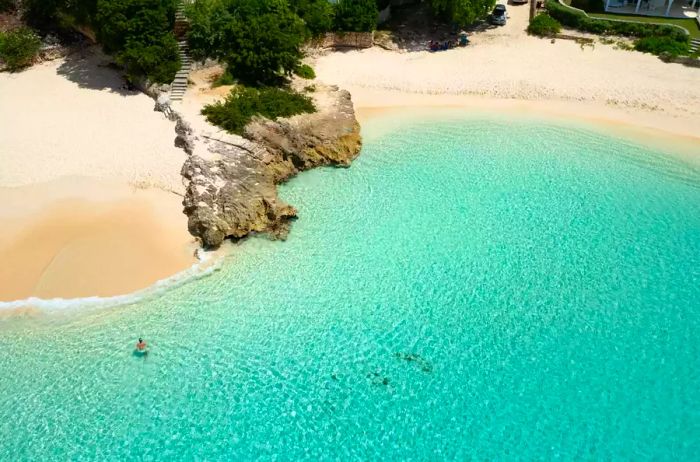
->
428, 0, 496, 26
95, 0, 179, 83
187, 0, 306, 85
290, 0, 335, 37
334, 0, 378, 32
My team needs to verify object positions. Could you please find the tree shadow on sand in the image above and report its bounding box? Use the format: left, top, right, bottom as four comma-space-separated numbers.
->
56, 49, 139, 96
380, 3, 500, 52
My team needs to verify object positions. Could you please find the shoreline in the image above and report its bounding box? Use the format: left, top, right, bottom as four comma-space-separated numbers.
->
0, 51, 195, 305
351, 93, 700, 164
0, 177, 198, 303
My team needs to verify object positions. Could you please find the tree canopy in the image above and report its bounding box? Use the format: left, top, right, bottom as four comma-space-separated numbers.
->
289, 0, 335, 37
21, 0, 179, 83
334, 0, 378, 32
187, 0, 306, 85
427, 0, 496, 26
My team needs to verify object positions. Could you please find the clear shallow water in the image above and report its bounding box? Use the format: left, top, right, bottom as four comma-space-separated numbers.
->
1, 114, 699, 460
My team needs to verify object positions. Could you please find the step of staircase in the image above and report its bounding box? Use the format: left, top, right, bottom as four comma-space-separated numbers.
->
170, 0, 191, 102
690, 39, 700, 52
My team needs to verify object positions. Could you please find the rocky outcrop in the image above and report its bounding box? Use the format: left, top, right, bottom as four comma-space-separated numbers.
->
177, 84, 361, 247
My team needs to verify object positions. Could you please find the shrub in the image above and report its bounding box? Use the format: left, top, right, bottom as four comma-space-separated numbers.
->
294, 63, 315, 79
202, 86, 316, 134
115, 33, 180, 83
528, 14, 561, 37
634, 36, 689, 57
0, 27, 42, 71
334, 0, 378, 32
212, 70, 236, 87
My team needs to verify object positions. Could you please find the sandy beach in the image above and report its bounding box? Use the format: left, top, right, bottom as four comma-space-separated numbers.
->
314, 6, 700, 144
0, 49, 196, 302
2, 7, 698, 303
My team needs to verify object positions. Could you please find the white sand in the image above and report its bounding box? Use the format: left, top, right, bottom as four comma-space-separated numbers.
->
314, 6, 700, 141
0, 49, 186, 193
0, 49, 196, 302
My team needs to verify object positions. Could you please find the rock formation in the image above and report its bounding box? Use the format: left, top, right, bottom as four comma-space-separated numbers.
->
173, 84, 361, 247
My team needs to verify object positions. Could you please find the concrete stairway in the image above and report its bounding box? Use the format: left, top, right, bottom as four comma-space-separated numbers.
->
690, 38, 700, 54
170, 1, 191, 102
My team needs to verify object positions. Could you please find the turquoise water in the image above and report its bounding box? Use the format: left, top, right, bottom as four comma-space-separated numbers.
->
1, 113, 700, 460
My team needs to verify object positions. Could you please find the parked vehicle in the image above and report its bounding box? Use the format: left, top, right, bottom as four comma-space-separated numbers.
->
511, 0, 528, 4
490, 4, 507, 26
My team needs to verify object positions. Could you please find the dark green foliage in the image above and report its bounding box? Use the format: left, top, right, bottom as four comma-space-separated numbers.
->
376, 0, 391, 10
546, 0, 690, 55
634, 35, 689, 57
201, 86, 316, 134
528, 14, 561, 36
0, 0, 15, 13
294, 63, 315, 79
22, 0, 64, 28
0, 27, 42, 71
94, 0, 179, 83
334, 0, 378, 32
427, 0, 496, 26
570, 0, 604, 13
187, 0, 306, 85
290, 0, 335, 37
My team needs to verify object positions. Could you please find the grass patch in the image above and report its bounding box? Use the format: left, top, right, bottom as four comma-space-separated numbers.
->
589, 13, 700, 39
546, 0, 691, 56
202, 86, 316, 135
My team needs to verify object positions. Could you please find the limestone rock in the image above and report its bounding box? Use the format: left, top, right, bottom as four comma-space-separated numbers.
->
179, 83, 362, 248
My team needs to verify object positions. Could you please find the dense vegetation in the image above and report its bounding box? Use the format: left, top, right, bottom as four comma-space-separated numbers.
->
334, 0, 379, 32
289, 0, 335, 36
527, 13, 562, 37
546, 0, 690, 56
0, 27, 41, 70
201, 86, 316, 134
0, 0, 15, 13
21, 0, 179, 82
427, 0, 496, 26
186, 0, 307, 85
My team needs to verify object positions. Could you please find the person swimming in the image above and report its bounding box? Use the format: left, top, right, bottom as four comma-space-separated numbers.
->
136, 338, 147, 351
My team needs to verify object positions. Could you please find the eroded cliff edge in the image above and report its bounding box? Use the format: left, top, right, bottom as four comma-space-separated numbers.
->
162, 83, 362, 248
